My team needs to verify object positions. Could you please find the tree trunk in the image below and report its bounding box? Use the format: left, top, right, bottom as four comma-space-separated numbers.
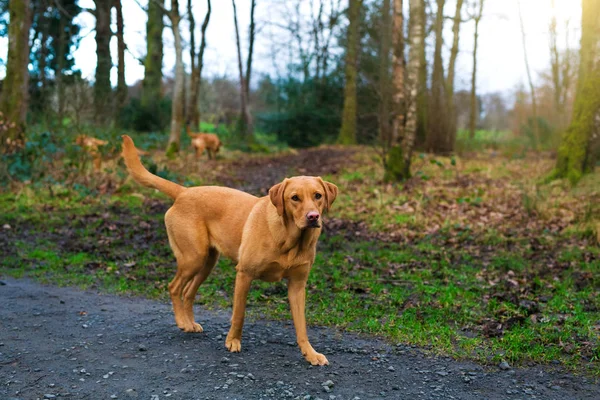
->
385, 0, 405, 181
115, 0, 127, 110
232, 0, 248, 139
0, 0, 31, 152
379, 0, 392, 149
232, 0, 254, 143
188, 0, 211, 130
166, 0, 184, 156
427, 0, 452, 154
142, 0, 164, 111
93, 0, 113, 124
338, 0, 362, 145
186, 0, 196, 128
386, 0, 423, 181
469, 0, 484, 139
552, 0, 600, 184
194, 0, 211, 128
446, 0, 464, 144
415, 1, 428, 148
517, 0, 539, 148
57, 16, 66, 120
244, 0, 256, 139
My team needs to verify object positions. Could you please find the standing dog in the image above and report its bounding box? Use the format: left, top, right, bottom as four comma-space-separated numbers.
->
187, 127, 221, 160
121, 135, 337, 365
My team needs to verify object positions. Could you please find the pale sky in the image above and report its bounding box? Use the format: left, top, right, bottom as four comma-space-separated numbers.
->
0, 0, 583, 96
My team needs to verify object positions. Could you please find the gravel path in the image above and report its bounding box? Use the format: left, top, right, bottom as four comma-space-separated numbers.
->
1, 279, 597, 400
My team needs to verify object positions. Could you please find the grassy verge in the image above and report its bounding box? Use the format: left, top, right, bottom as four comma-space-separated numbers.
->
1, 189, 598, 375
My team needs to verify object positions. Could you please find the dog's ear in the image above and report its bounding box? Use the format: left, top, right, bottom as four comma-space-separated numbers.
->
317, 177, 338, 212
269, 179, 288, 216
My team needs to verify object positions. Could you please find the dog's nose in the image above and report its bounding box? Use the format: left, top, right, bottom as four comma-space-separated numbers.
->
306, 211, 320, 222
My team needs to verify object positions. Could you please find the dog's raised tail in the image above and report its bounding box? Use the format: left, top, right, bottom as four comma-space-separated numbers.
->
121, 135, 185, 200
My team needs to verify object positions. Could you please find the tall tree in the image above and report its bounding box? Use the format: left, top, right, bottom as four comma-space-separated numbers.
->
187, 0, 211, 129
142, 0, 164, 112
386, 0, 424, 180
338, 0, 362, 145
414, 0, 428, 147
115, 0, 127, 110
0, 0, 32, 152
378, 0, 392, 148
469, 0, 484, 139
232, 0, 256, 142
93, 0, 113, 123
446, 0, 464, 144
161, 0, 185, 156
384, 0, 405, 180
427, 0, 452, 154
517, 0, 539, 148
551, 0, 600, 183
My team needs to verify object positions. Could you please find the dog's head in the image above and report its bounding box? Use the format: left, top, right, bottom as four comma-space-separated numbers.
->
269, 176, 338, 230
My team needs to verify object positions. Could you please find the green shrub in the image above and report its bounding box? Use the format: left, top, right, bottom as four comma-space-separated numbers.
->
117, 98, 171, 132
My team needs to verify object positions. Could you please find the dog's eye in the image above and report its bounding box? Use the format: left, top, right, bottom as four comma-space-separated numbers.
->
315, 193, 322, 199
291, 195, 300, 201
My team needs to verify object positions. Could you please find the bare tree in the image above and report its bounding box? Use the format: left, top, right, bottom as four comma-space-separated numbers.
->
469, 0, 484, 139
517, 0, 539, 148
232, 0, 256, 142
187, 0, 211, 130
151, 0, 185, 156
446, 0, 465, 143
115, 0, 127, 110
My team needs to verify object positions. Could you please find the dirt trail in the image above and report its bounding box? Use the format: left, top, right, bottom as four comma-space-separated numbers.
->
213, 146, 360, 195
1, 279, 598, 400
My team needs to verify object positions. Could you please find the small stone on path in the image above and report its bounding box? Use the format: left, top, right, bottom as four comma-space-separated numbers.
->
499, 361, 511, 370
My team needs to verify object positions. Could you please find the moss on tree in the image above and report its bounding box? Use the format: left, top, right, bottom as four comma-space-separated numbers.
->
0, 0, 31, 151
142, 0, 164, 110
384, 145, 409, 182
550, 0, 600, 184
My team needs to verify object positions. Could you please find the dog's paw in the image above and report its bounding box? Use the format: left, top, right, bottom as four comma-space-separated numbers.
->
305, 352, 329, 366
181, 322, 204, 333
225, 338, 242, 353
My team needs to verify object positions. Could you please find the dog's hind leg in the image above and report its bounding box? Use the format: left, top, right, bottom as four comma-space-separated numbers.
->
165, 211, 210, 332
181, 248, 220, 333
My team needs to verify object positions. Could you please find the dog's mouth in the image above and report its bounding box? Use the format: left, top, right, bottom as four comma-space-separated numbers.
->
305, 221, 321, 229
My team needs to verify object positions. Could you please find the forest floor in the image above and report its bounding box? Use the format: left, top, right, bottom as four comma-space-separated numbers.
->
1, 143, 599, 398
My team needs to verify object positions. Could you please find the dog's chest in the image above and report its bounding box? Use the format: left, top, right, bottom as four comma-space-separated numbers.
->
255, 254, 312, 282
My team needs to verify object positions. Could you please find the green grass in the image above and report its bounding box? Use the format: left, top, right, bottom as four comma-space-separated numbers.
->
1, 137, 598, 376
1, 191, 598, 376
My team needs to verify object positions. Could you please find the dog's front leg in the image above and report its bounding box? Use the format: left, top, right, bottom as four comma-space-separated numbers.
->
288, 278, 329, 366
226, 271, 252, 352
